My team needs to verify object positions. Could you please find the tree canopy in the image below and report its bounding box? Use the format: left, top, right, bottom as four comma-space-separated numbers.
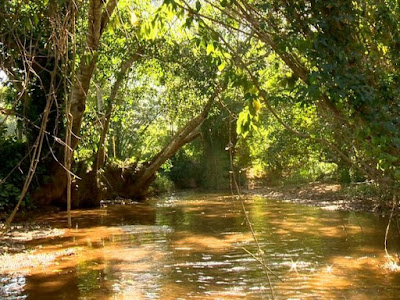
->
0, 0, 399, 217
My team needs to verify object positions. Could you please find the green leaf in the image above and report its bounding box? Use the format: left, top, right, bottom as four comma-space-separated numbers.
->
206, 42, 214, 54
195, 1, 201, 12
218, 60, 226, 71
236, 109, 251, 137
130, 11, 139, 26
185, 17, 193, 28
33, 14, 39, 25
253, 99, 261, 112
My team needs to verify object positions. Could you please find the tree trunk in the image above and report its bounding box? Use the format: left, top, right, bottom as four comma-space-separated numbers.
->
132, 93, 217, 194
102, 86, 222, 199
31, 0, 118, 207
70, 0, 117, 149
94, 51, 143, 172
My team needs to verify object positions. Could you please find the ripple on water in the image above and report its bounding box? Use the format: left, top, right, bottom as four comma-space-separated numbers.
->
1, 192, 400, 299
0, 276, 27, 299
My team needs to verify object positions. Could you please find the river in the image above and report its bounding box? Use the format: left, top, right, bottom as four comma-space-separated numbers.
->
1, 191, 400, 299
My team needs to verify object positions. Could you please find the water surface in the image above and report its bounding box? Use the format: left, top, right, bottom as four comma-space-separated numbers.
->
1, 192, 400, 299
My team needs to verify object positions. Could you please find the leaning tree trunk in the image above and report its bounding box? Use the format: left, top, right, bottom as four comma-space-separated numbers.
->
94, 51, 143, 173
102, 85, 223, 199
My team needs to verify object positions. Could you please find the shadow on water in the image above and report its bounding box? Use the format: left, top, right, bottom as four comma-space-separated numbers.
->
1, 191, 400, 299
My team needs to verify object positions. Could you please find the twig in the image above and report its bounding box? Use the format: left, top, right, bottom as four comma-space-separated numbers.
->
385, 195, 398, 262
223, 98, 278, 299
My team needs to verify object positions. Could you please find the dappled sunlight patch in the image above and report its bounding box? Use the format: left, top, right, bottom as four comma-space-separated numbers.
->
274, 252, 399, 298
197, 210, 241, 220
61, 226, 125, 248
275, 228, 290, 235
203, 289, 248, 299
107, 288, 145, 300
318, 224, 368, 237
0, 222, 171, 299
308, 184, 341, 193
32, 205, 156, 229
172, 231, 253, 253
96, 249, 166, 299
269, 216, 373, 239
172, 235, 230, 252
17, 234, 167, 299
55, 225, 172, 249
311, 226, 345, 238
0, 226, 66, 254
305, 253, 399, 291
223, 232, 254, 244
275, 263, 355, 298
354, 245, 384, 256
183, 206, 205, 213
1, 227, 65, 243
34, 208, 109, 225
0, 247, 78, 275
300, 254, 399, 297
175, 199, 234, 209
103, 246, 164, 270
328, 254, 382, 272
308, 270, 352, 290
157, 282, 200, 300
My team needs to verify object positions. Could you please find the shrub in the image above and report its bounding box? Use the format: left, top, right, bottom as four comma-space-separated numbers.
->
0, 138, 34, 212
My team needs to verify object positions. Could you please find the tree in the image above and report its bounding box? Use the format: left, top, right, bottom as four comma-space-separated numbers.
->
0, 0, 229, 213
162, 0, 399, 197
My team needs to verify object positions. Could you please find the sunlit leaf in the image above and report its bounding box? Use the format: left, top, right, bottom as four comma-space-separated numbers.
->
206, 42, 214, 54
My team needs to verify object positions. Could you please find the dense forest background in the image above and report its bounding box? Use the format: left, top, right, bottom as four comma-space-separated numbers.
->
0, 0, 399, 216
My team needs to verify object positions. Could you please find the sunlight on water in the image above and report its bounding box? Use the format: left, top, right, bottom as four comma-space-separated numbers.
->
1, 192, 400, 299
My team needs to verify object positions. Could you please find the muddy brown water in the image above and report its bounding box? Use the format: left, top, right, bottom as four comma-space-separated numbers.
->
1, 192, 400, 299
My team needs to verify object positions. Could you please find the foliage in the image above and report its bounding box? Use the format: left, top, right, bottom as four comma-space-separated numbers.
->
158, 0, 399, 194
1, 0, 399, 210
236, 100, 338, 184
151, 172, 175, 194
169, 145, 203, 189
342, 182, 381, 200
0, 137, 33, 211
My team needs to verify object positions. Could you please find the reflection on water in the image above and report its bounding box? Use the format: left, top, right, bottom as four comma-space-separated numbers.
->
1, 191, 400, 299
